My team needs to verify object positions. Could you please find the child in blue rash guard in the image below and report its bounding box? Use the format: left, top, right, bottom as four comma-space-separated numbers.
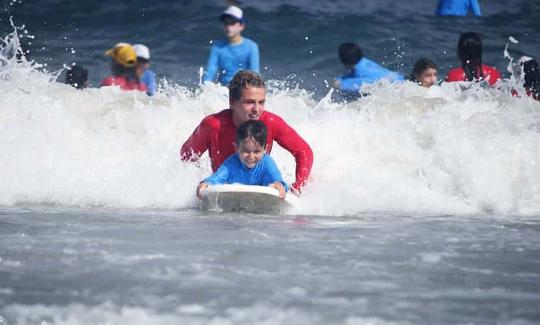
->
334, 42, 404, 93
203, 6, 260, 86
436, 0, 482, 16
134, 44, 157, 96
196, 120, 288, 199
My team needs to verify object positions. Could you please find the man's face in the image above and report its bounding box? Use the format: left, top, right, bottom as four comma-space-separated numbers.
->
231, 86, 266, 125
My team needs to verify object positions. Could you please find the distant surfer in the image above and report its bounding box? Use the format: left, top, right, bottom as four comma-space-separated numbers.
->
181, 70, 313, 195
101, 43, 147, 93
409, 58, 438, 88
203, 5, 260, 86
333, 42, 404, 95
134, 44, 157, 96
436, 0, 482, 16
445, 32, 501, 86
196, 120, 288, 199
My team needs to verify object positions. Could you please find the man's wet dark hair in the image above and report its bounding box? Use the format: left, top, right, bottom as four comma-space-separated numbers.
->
523, 59, 540, 98
236, 120, 267, 147
457, 32, 484, 82
65, 64, 88, 89
338, 43, 363, 67
410, 58, 438, 82
229, 70, 266, 102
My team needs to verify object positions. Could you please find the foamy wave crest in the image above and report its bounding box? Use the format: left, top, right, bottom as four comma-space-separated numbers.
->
1, 30, 539, 215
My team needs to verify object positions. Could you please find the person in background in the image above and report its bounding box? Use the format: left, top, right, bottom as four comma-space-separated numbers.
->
196, 120, 288, 199
65, 64, 88, 89
523, 59, 540, 101
446, 32, 501, 86
409, 58, 438, 88
101, 42, 147, 93
334, 42, 404, 93
436, 0, 482, 16
203, 5, 260, 85
134, 44, 157, 96
181, 70, 313, 194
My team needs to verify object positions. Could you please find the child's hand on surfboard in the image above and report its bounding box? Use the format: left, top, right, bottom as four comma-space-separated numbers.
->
269, 182, 286, 199
197, 182, 209, 198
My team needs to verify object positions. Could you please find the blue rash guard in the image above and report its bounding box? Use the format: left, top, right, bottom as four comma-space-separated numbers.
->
336, 57, 405, 92
203, 37, 260, 85
203, 153, 288, 191
140, 69, 157, 96
436, 0, 482, 16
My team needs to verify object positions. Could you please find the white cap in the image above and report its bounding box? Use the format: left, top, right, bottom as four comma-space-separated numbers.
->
133, 44, 150, 60
221, 6, 243, 21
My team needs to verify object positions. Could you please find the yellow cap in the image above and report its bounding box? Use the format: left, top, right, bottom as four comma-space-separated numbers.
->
105, 42, 137, 67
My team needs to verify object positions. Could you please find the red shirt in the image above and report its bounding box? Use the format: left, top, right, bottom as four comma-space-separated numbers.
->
446, 64, 502, 86
101, 76, 147, 92
181, 109, 313, 190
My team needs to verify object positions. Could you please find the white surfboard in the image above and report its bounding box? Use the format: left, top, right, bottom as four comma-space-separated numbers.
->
199, 184, 299, 214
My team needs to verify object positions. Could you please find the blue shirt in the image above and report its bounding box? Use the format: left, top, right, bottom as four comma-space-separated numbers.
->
336, 57, 405, 92
204, 153, 288, 191
436, 0, 482, 16
140, 69, 157, 96
203, 37, 260, 85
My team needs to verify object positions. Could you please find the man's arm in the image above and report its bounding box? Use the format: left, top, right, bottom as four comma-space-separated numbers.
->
270, 116, 313, 191
249, 42, 260, 73
180, 119, 211, 162
203, 44, 219, 83
470, 0, 482, 16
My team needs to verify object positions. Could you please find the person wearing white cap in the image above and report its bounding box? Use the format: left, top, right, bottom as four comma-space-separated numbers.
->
134, 44, 157, 96
203, 5, 260, 86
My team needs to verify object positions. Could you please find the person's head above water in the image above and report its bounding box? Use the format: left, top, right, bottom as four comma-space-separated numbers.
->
338, 43, 364, 69
105, 42, 139, 80
457, 32, 483, 81
234, 120, 268, 169
65, 64, 88, 89
220, 6, 245, 42
523, 59, 540, 98
229, 70, 266, 126
410, 58, 438, 88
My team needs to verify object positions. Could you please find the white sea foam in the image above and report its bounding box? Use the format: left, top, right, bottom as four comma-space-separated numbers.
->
1, 30, 539, 216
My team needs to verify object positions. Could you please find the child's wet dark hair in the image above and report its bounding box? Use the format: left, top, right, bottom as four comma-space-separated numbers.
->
410, 58, 438, 82
338, 43, 363, 66
458, 32, 483, 81
236, 120, 267, 147
65, 64, 88, 89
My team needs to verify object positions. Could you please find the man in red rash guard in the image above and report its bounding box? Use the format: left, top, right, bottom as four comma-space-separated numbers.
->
180, 70, 313, 194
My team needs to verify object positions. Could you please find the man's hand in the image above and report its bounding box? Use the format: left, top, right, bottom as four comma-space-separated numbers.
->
196, 182, 209, 198
269, 182, 286, 199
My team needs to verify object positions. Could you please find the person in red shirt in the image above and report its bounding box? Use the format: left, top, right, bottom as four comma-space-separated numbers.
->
446, 32, 501, 86
101, 43, 147, 93
181, 70, 313, 194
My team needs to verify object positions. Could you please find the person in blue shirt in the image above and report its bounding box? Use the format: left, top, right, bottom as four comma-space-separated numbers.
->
334, 42, 404, 93
203, 5, 260, 86
134, 44, 157, 96
436, 0, 482, 16
196, 120, 287, 199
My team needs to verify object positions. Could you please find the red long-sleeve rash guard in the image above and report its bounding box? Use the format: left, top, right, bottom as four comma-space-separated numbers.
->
181, 109, 313, 190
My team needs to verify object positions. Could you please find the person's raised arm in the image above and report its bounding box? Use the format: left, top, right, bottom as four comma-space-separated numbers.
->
271, 116, 313, 192
203, 45, 219, 83
180, 119, 211, 162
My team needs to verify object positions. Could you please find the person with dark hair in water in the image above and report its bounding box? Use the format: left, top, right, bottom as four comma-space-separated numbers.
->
446, 32, 501, 86
65, 64, 88, 89
334, 42, 404, 92
523, 59, 540, 101
101, 43, 147, 93
410, 58, 438, 88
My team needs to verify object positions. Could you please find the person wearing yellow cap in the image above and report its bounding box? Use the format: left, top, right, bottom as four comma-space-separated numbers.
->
101, 42, 147, 93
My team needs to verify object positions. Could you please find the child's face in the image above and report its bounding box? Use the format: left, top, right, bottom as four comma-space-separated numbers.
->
234, 137, 265, 169
223, 21, 245, 39
418, 68, 438, 88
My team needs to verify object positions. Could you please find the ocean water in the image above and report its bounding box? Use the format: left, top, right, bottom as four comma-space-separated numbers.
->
1, 1, 540, 324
